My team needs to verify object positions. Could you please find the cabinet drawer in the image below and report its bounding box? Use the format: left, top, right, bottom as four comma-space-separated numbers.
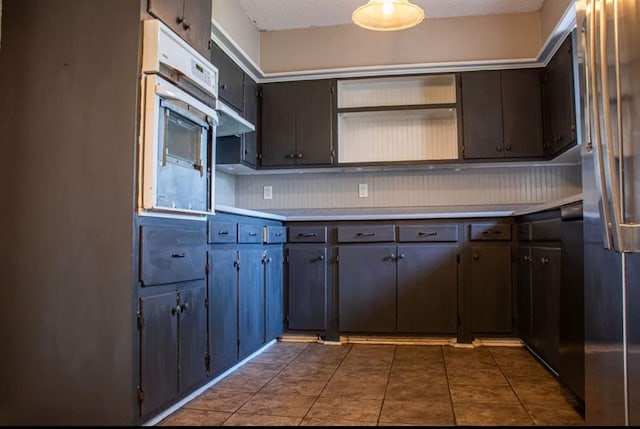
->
140, 225, 206, 286
338, 225, 395, 243
469, 223, 512, 241
265, 225, 286, 243
208, 220, 237, 244
288, 226, 328, 243
238, 223, 263, 244
517, 223, 532, 241
398, 225, 459, 242
531, 219, 562, 241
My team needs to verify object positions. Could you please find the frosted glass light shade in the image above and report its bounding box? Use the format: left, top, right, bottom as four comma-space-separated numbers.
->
352, 0, 425, 31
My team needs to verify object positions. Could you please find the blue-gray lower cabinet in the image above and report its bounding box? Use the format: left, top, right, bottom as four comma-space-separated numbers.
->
238, 247, 266, 359
286, 246, 328, 331
265, 247, 285, 341
208, 248, 239, 376
138, 281, 207, 421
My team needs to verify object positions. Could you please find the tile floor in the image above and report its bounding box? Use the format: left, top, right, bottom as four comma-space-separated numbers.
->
158, 341, 585, 426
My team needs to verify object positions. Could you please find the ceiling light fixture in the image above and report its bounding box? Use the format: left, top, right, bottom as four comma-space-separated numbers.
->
352, 0, 425, 31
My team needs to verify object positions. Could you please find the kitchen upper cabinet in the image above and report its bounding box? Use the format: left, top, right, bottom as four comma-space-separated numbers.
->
146, 0, 212, 59
138, 282, 207, 421
461, 69, 544, 160
210, 41, 244, 113
542, 34, 577, 157
260, 79, 335, 168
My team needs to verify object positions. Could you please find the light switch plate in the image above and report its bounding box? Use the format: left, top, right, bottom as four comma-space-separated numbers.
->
263, 185, 273, 200
358, 183, 368, 198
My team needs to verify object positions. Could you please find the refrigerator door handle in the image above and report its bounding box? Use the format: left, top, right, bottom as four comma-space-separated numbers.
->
587, 0, 616, 250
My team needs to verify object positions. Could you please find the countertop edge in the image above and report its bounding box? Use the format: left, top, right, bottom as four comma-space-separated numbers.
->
216, 194, 583, 222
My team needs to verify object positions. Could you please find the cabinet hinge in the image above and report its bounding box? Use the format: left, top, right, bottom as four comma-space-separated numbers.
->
137, 312, 144, 330
137, 386, 144, 404
205, 262, 210, 275
208, 40, 212, 50
285, 255, 290, 264
461, 145, 465, 156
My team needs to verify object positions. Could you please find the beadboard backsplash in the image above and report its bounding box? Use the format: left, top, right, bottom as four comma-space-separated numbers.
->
223, 164, 582, 211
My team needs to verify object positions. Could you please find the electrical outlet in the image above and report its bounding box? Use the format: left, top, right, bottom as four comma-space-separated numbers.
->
358, 183, 368, 198
263, 185, 273, 200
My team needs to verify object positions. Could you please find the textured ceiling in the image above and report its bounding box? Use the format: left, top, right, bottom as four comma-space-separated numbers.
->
236, 0, 546, 31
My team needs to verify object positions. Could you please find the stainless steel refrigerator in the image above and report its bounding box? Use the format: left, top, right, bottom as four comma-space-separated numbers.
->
576, 0, 640, 425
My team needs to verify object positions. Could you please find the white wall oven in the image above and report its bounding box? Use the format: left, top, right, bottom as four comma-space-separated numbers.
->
138, 19, 219, 216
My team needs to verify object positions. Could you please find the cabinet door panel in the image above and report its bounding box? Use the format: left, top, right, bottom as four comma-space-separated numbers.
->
147, 0, 184, 37
260, 82, 297, 167
243, 76, 259, 167
287, 246, 327, 331
501, 69, 544, 158
397, 245, 458, 334
470, 245, 512, 333
139, 292, 179, 420
210, 42, 244, 113
238, 248, 265, 358
208, 248, 238, 375
338, 245, 396, 332
461, 71, 504, 159
295, 80, 333, 165
178, 283, 207, 395
181, 0, 212, 58
265, 247, 284, 341
517, 246, 533, 344
531, 246, 561, 370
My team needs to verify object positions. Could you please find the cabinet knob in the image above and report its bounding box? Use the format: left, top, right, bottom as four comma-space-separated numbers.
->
473, 253, 480, 260
540, 257, 550, 265
397, 253, 406, 259
221, 84, 227, 90
317, 255, 325, 261
390, 254, 396, 260
176, 15, 185, 24
504, 145, 512, 152
180, 302, 189, 312
524, 255, 532, 262
182, 21, 191, 31
297, 153, 304, 159
289, 153, 296, 159
496, 145, 503, 152
171, 306, 180, 315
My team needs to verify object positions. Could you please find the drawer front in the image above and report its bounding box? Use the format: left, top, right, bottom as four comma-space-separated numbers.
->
140, 225, 206, 286
265, 225, 286, 244
469, 223, 512, 241
338, 225, 396, 243
238, 223, 263, 244
517, 223, 532, 241
398, 225, 459, 242
531, 219, 562, 241
208, 220, 237, 244
288, 226, 328, 243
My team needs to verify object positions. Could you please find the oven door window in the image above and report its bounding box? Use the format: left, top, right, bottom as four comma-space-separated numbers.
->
159, 100, 209, 174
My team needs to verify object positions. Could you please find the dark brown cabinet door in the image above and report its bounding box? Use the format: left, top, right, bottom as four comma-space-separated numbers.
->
531, 246, 561, 370
461, 71, 504, 159
501, 68, 544, 158
517, 245, 533, 344
260, 80, 334, 168
470, 244, 513, 334
260, 81, 298, 167
242, 76, 259, 167
397, 244, 459, 334
462, 69, 544, 159
338, 245, 397, 333
210, 42, 244, 113
542, 35, 577, 157
147, 0, 211, 58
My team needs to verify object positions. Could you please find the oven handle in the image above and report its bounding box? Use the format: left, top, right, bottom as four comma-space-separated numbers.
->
160, 99, 211, 129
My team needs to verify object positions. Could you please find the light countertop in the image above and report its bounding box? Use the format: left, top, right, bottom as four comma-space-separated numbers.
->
215, 193, 582, 222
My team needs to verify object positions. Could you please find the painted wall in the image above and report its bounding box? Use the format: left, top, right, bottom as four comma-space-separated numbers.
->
259, 12, 542, 74
541, 0, 574, 48
211, 0, 261, 67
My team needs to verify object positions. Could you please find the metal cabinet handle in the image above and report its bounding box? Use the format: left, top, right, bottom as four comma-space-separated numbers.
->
524, 255, 532, 262
418, 231, 438, 237
482, 230, 501, 235
298, 233, 317, 237
248, 232, 257, 236
397, 253, 406, 259
275, 232, 282, 236
171, 253, 186, 258
356, 232, 376, 237
218, 230, 229, 235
